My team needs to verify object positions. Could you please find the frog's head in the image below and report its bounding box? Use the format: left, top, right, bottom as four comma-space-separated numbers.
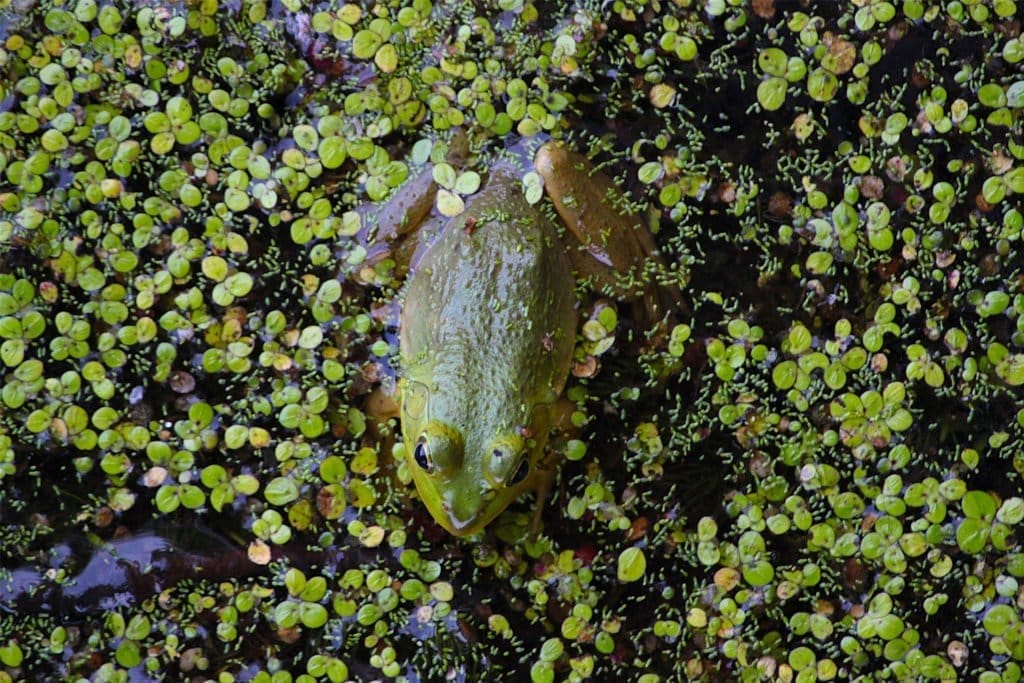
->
400, 380, 550, 536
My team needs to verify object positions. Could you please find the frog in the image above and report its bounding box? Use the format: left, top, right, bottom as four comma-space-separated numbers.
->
374, 140, 676, 537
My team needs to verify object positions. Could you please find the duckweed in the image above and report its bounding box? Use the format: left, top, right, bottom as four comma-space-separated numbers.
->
4, 0, 1024, 680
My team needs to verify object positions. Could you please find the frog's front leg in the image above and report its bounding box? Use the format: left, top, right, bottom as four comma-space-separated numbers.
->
365, 386, 400, 422
534, 142, 682, 326
529, 398, 577, 536
530, 449, 560, 537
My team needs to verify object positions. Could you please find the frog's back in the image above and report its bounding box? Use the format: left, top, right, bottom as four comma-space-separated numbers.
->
400, 169, 576, 432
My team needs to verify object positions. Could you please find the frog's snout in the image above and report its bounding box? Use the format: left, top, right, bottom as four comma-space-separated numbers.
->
444, 488, 484, 533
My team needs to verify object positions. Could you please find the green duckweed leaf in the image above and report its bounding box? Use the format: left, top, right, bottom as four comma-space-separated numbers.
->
432, 163, 457, 189
352, 30, 383, 59
757, 77, 787, 111
617, 547, 646, 582
265, 477, 299, 506
454, 171, 481, 195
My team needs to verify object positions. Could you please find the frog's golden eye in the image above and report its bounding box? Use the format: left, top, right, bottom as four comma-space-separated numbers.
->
413, 438, 433, 472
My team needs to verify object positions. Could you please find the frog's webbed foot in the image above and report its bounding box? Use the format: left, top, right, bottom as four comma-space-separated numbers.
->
534, 142, 684, 334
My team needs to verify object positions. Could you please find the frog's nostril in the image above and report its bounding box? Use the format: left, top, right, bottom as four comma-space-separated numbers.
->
448, 493, 482, 530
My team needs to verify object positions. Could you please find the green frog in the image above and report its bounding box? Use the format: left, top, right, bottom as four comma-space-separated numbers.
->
376, 141, 674, 536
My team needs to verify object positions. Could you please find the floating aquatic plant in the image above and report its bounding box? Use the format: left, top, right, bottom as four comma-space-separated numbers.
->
5, 0, 1024, 680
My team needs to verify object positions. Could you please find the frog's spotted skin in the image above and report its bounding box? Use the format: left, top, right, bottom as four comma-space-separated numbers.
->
393, 142, 670, 536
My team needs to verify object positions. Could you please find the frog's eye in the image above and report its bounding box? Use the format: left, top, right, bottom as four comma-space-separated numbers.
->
413, 422, 463, 473
413, 438, 433, 472
483, 433, 527, 486
508, 458, 530, 485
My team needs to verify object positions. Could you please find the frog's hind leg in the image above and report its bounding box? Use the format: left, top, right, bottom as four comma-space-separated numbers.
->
534, 142, 683, 330
360, 169, 445, 277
